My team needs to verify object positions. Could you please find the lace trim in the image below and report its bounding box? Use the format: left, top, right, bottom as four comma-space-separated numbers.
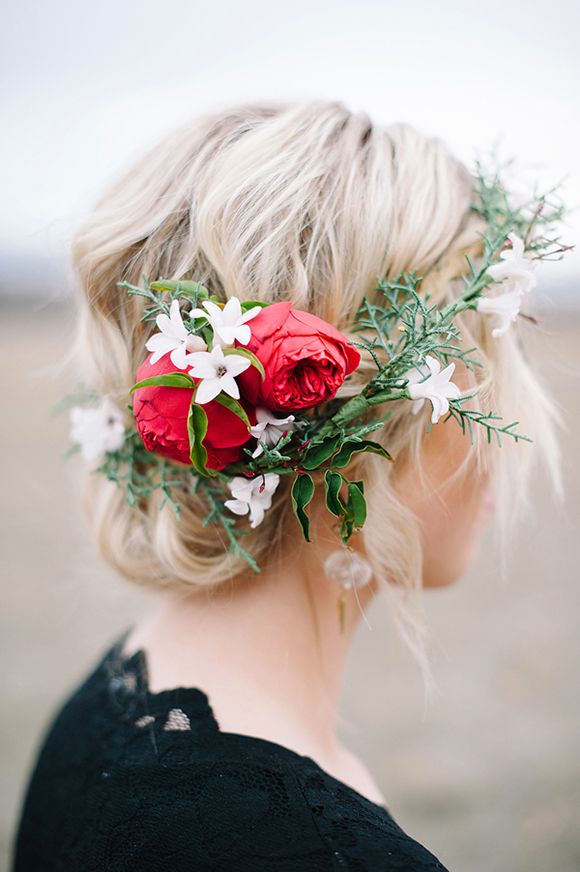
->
105, 627, 392, 816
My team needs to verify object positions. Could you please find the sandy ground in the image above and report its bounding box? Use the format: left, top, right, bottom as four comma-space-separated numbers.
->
1, 303, 579, 871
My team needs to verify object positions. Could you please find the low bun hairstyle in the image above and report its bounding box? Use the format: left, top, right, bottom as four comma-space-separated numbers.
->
71, 101, 560, 667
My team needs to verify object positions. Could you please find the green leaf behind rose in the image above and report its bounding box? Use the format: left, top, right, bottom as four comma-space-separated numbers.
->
240, 300, 269, 310
129, 373, 196, 393
223, 346, 265, 379
214, 393, 252, 430
187, 400, 215, 477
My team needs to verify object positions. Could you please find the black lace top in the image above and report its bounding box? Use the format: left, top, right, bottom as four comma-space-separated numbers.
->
13, 630, 449, 871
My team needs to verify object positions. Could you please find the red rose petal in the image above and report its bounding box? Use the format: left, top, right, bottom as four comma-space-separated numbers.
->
132, 353, 253, 470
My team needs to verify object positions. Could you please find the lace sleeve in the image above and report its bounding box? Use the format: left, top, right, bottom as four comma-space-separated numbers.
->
296, 765, 450, 871
86, 757, 449, 871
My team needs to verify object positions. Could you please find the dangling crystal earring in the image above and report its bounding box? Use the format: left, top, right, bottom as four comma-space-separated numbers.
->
324, 547, 373, 634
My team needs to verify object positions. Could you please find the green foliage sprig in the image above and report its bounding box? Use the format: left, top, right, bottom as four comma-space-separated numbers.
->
92, 410, 186, 516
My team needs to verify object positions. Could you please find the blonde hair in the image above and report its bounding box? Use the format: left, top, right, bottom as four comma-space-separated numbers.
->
71, 101, 560, 674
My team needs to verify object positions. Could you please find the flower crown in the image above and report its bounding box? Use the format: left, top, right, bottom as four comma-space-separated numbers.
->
65, 163, 571, 574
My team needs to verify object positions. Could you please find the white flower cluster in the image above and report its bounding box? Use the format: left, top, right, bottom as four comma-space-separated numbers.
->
476, 233, 537, 337
69, 395, 125, 462
401, 233, 538, 424
145, 297, 261, 404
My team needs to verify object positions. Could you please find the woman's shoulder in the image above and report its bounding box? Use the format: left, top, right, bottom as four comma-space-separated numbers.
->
14, 634, 450, 871
79, 731, 449, 872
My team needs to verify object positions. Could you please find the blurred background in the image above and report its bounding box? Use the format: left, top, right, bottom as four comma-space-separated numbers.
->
1, 1, 579, 870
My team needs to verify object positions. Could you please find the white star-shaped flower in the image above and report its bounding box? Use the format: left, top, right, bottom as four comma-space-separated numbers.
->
69, 395, 125, 462
487, 232, 537, 296
250, 408, 297, 458
189, 297, 262, 347
477, 233, 537, 339
406, 355, 461, 424
224, 473, 280, 528
145, 299, 207, 369
477, 290, 523, 338
185, 344, 251, 404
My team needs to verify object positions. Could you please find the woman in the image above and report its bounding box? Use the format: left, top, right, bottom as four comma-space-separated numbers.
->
13, 101, 561, 870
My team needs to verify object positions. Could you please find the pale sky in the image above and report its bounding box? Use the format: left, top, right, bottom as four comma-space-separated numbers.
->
1, 0, 578, 303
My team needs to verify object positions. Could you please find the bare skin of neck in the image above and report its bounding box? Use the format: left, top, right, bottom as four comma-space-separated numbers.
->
122, 518, 385, 804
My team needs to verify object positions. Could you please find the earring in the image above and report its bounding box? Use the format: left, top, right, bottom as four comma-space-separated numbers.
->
324, 547, 373, 633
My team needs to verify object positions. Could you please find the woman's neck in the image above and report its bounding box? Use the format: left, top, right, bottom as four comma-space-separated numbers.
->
123, 533, 376, 760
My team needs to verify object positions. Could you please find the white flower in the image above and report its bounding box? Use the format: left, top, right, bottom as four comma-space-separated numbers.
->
250, 408, 297, 458
406, 355, 461, 424
189, 297, 262, 347
185, 343, 251, 404
145, 299, 207, 369
477, 290, 522, 338
69, 395, 125, 462
487, 232, 537, 296
224, 473, 280, 528
477, 233, 536, 339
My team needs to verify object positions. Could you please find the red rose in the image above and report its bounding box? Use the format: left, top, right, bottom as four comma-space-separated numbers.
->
132, 354, 253, 471
238, 302, 360, 412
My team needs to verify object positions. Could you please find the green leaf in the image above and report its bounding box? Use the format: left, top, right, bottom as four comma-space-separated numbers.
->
240, 300, 269, 310
187, 401, 214, 477
214, 393, 251, 430
223, 346, 265, 380
302, 434, 342, 470
332, 439, 392, 468
323, 469, 344, 517
150, 280, 209, 299
347, 481, 367, 529
129, 373, 196, 393
291, 473, 315, 542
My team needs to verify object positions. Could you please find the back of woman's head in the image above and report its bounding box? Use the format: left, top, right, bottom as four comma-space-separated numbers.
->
71, 100, 559, 629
